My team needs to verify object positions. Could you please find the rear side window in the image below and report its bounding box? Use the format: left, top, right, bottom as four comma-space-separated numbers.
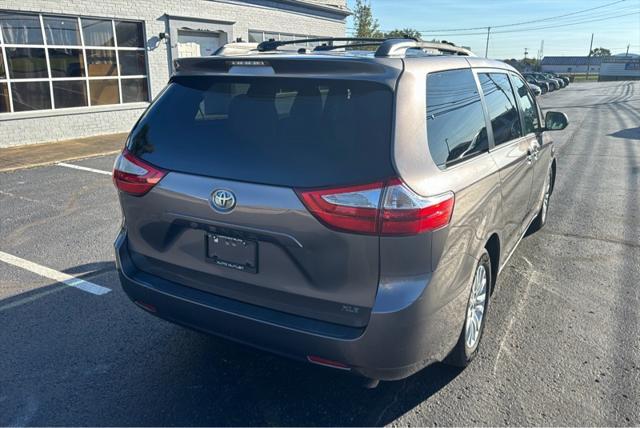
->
511, 74, 540, 135
478, 73, 522, 145
426, 69, 488, 168
128, 76, 395, 187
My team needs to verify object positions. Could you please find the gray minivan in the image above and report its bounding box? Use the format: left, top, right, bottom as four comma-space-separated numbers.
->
113, 38, 568, 385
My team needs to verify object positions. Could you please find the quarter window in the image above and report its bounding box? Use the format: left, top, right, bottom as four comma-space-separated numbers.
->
0, 11, 149, 113
511, 74, 540, 135
426, 69, 489, 168
478, 73, 522, 146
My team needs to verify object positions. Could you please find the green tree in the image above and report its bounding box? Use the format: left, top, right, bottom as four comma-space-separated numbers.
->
384, 28, 422, 40
353, 0, 382, 38
589, 47, 611, 57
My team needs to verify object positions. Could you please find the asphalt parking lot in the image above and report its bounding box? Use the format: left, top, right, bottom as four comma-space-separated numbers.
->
1, 81, 639, 426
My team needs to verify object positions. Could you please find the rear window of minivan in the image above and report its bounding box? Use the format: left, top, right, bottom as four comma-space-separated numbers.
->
127, 76, 395, 188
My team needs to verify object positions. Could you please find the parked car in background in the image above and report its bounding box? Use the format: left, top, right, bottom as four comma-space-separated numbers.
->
542, 72, 566, 88
528, 82, 542, 96
527, 73, 559, 91
548, 72, 570, 86
113, 38, 568, 386
526, 75, 549, 94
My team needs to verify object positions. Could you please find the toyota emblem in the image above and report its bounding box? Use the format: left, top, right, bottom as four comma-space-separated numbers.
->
211, 189, 236, 213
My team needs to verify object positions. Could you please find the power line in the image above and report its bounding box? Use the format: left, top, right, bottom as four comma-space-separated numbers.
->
346, 11, 640, 39
348, 0, 632, 34
425, 0, 629, 32
418, 11, 640, 37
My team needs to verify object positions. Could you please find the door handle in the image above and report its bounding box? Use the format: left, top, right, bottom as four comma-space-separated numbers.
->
527, 148, 535, 163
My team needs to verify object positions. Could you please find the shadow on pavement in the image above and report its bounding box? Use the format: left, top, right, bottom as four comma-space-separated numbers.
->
609, 127, 640, 140
0, 261, 461, 426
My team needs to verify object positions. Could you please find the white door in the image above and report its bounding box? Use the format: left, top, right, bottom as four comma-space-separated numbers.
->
177, 30, 221, 58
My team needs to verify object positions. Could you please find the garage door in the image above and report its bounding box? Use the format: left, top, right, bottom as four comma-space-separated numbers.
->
177, 30, 221, 58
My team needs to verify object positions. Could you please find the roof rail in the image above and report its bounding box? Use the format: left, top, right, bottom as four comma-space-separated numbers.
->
375, 39, 475, 57
257, 36, 415, 52
221, 37, 473, 57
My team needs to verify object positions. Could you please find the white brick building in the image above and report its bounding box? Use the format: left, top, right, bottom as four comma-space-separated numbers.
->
0, 0, 348, 147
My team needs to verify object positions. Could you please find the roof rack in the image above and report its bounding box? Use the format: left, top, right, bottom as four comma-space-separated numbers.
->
375, 39, 474, 57
228, 37, 473, 57
257, 37, 405, 52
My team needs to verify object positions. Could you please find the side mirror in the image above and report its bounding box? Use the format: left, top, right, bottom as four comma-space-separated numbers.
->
545, 111, 569, 131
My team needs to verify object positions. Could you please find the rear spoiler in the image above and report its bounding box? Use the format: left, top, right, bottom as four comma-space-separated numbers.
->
172, 56, 403, 87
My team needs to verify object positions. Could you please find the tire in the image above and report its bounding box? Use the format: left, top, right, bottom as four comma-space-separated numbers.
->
529, 167, 553, 234
445, 249, 491, 368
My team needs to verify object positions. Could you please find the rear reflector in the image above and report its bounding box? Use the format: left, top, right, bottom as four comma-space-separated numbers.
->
134, 300, 157, 313
307, 355, 350, 370
296, 179, 454, 236
113, 149, 166, 196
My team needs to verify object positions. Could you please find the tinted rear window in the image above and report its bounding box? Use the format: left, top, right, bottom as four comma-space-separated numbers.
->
128, 76, 395, 187
478, 73, 522, 146
426, 69, 488, 168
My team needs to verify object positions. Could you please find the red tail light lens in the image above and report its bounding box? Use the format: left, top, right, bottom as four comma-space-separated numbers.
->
113, 149, 166, 196
296, 182, 384, 234
380, 179, 455, 235
296, 179, 454, 236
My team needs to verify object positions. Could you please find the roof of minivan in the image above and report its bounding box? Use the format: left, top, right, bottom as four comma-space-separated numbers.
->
173, 52, 518, 79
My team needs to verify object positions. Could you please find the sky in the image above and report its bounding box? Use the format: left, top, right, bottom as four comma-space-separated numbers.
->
345, 0, 640, 58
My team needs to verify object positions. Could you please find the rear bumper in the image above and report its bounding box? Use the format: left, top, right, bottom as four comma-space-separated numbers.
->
115, 230, 467, 381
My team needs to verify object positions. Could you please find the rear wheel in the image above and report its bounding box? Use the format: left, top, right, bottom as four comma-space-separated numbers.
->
529, 167, 553, 233
445, 250, 491, 367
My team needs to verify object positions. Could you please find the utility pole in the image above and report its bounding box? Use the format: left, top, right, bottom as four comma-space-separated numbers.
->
586, 33, 594, 80
539, 40, 544, 71
626, 44, 630, 56
524, 48, 529, 59
484, 27, 491, 58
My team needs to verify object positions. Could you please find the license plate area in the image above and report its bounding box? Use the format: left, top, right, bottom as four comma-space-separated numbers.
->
206, 234, 257, 273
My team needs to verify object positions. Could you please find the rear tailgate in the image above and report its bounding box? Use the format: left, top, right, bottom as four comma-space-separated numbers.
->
119, 56, 402, 328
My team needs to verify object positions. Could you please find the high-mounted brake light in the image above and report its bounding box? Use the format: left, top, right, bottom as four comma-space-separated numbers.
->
113, 149, 166, 196
296, 179, 454, 236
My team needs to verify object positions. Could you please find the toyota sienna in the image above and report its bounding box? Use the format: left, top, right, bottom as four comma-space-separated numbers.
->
113, 38, 568, 384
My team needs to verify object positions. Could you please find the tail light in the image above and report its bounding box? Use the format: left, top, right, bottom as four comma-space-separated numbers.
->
113, 149, 166, 196
296, 178, 454, 236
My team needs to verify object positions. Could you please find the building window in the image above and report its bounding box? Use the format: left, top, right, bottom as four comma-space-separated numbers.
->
248, 30, 322, 47
0, 11, 149, 114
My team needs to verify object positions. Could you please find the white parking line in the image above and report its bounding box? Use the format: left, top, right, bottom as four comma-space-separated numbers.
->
0, 251, 111, 296
57, 162, 112, 176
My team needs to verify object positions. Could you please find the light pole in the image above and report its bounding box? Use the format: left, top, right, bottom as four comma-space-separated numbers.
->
484, 27, 491, 58
586, 33, 594, 80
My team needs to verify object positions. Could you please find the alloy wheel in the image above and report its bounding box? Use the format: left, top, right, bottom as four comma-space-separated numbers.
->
465, 264, 488, 350
541, 170, 552, 224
